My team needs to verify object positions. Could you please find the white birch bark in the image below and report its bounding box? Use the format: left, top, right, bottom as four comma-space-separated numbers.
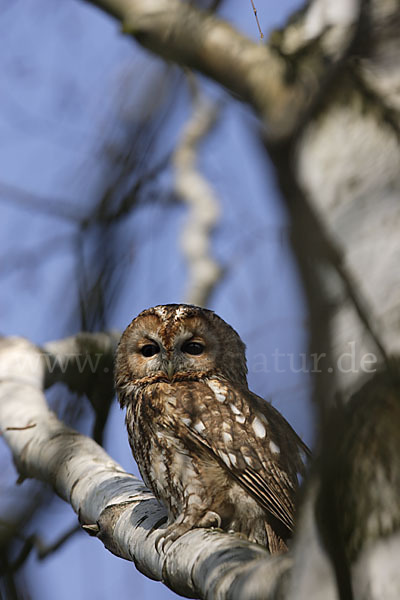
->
295, 0, 400, 393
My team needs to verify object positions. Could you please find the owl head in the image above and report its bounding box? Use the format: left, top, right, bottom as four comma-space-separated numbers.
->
115, 304, 248, 406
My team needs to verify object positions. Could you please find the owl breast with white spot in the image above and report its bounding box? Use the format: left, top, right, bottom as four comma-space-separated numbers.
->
115, 304, 310, 554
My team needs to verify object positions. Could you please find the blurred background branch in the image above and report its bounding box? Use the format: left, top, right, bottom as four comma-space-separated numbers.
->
173, 74, 222, 306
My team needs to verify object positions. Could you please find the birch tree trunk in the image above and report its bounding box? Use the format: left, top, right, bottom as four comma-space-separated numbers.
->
1, 0, 400, 598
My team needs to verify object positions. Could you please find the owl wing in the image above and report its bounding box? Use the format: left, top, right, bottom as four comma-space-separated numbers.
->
173, 380, 310, 533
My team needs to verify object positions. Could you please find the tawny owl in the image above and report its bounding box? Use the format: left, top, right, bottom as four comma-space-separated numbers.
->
115, 304, 309, 554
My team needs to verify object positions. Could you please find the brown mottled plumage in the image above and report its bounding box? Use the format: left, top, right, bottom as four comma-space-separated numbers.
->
115, 304, 309, 553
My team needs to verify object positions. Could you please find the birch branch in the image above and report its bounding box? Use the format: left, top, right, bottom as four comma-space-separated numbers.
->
83, 0, 360, 142
173, 76, 221, 307
0, 336, 293, 599
43, 330, 120, 390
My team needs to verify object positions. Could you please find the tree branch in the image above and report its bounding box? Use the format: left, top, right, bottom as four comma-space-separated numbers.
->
0, 336, 293, 599
82, 0, 360, 142
173, 75, 222, 306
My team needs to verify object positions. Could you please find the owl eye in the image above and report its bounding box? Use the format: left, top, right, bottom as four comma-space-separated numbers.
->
140, 344, 160, 357
182, 341, 204, 355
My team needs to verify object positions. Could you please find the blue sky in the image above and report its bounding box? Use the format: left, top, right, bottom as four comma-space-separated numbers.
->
0, 1, 311, 598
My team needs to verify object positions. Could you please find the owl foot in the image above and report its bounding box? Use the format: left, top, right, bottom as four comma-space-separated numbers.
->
155, 511, 222, 553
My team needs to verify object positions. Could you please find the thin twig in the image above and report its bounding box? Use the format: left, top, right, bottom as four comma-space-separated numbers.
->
249, 0, 264, 39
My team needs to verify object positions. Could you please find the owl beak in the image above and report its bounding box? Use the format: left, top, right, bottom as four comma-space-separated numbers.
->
166, 361, 175, 380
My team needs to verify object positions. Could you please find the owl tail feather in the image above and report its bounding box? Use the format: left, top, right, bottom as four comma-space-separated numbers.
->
265, 522, 288, 554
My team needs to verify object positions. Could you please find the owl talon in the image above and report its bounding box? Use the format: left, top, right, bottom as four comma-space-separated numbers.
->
156, 533, 174, 554
154, 511, 223, 553
155, 523, 193, 554
196, 510, 221, 529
